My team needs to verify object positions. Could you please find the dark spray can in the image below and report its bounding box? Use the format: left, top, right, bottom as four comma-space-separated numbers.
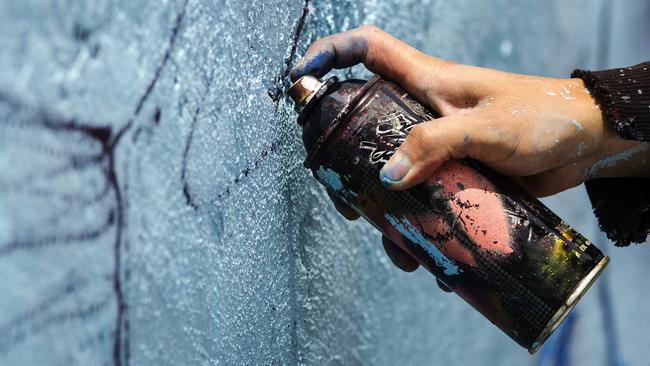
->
289, 75, 609, 353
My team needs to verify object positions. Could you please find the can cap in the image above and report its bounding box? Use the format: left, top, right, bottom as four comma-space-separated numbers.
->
289, 75, 323, 112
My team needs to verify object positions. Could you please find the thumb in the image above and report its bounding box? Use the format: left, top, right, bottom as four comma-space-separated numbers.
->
379, 116, 472, 190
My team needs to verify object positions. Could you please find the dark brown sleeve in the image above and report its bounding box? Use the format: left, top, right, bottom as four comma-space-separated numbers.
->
572, 62, 650, 246
584, 178, 650, 246
572, 62, 650, 140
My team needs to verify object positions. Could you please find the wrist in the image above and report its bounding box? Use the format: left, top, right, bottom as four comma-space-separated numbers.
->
586, 141, 650, 179
571, 79, 650, 179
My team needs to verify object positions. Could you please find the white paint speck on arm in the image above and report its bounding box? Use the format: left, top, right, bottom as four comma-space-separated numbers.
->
587, 143, 650, 178
570, 119, 584, 132
558, 85, 575, 100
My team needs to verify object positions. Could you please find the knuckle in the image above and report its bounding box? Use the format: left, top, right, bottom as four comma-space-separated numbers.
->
356, 24, 385, 47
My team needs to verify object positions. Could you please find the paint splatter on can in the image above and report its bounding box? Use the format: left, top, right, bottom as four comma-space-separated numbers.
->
289, 75, 609, 353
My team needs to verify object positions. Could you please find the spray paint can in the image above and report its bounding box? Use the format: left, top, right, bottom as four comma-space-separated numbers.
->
289, 74, 610, 353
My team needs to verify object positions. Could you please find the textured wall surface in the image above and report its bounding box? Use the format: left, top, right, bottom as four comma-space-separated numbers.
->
1, 0, 649, 365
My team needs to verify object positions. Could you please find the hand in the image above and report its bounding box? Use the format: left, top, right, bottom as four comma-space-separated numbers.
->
293, 25, 650, 274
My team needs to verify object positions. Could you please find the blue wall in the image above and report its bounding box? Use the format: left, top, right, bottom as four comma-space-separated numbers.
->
0, 0, 649, 365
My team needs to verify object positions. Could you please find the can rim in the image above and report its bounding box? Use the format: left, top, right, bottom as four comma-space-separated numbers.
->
528, 255, 610, 353
296, 76, 338, 125
303, 75, 382, 169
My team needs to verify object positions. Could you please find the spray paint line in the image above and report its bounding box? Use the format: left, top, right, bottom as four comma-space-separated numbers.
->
268, 0, 311, 105
215, 139, 283, 201
0, 296, 112, 353
180, 79, 213, 211
1, 0, 191, 362
112, 2, 191, 364
384, 214, 461, 276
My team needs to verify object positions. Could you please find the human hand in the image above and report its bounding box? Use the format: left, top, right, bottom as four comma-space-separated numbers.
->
293, 25, 650, 274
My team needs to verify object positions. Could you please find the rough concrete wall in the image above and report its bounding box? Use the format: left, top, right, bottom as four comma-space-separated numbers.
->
0, 0, 648, 365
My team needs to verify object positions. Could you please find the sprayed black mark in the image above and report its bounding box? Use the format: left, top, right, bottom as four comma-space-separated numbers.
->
0, 278, 89, 334
73, 23, 92, 42
111, 0, 189, 148
113, 2, 189, 364
0, 210, 115, 256
180, 80, 212, 211
0, 297, 111, 353
181, 104, 201, 210
7, 106, 130, 366
216, 140, 282, 200
152, 107, 161, 125
0, 276, 113, 353
131, 107, 162, 143
268, 0, 311, 105
0, 0, 189, 364
9, 178, 111, 207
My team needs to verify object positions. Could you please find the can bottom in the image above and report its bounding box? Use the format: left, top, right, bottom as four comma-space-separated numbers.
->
528, 255, 610, 353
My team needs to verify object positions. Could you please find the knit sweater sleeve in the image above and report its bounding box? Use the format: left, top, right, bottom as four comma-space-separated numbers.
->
572, 62, 650, 246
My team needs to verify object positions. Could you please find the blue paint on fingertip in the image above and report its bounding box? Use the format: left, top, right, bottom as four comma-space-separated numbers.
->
379, 170, 401, 187
290, 50, 335, 81
307, 50, 335, 74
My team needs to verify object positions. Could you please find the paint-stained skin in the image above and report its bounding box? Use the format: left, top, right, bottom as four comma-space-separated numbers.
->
291, 50, 336, 82
290, 32, 369, 82
587, 142, 650, 178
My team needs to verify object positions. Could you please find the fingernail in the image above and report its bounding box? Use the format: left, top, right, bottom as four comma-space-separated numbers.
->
380, 151, 411, 185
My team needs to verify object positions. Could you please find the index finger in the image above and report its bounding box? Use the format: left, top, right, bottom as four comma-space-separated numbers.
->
290, 25, 431, 85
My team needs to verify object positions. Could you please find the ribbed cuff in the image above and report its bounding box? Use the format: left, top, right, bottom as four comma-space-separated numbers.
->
572, 62, 650, 141
585, 178, 650, 246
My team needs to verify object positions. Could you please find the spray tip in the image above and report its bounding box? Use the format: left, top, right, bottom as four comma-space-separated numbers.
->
289, 75, 323, 112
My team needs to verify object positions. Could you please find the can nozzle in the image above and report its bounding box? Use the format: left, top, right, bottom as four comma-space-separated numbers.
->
289, 75, 323, 113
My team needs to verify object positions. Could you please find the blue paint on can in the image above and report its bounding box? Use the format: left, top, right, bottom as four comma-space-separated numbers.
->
316, 166, 345, 192
384, 214, 461, 276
